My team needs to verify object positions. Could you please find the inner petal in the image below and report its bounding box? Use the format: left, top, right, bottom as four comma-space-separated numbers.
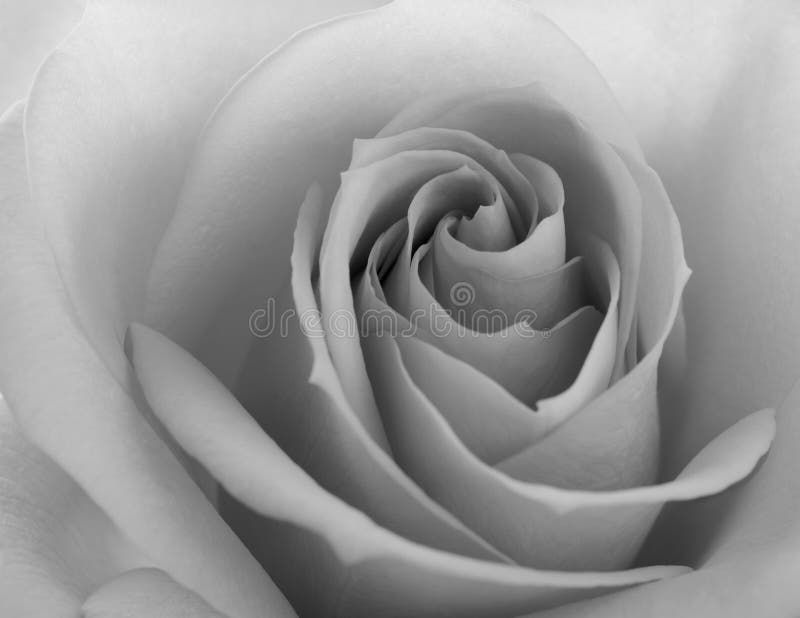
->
407, 240, 603, 406
351, 126, 539, 232
429, 216, 586, 332
454, 199, 517, 252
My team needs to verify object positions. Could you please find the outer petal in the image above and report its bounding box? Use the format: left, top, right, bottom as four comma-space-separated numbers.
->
24, 0, 382, 379
526, 0, 800, 483
0, 101, 293, 618
532, 380, 800, 618
144, 0, 641, 358
531, 1, 800, 574
129, 322, 689, 618
82, 569, 227, 618
0, 397, 147, 618
0, 0, 82, 114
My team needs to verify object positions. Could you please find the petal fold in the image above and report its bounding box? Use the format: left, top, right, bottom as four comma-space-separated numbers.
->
144, 0, 641, 354
0, 100, 290, 618
129, 323, 688, 618
82, 568, 227, 618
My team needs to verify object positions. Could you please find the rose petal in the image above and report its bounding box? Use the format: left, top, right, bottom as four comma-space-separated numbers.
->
144, 0, 641, 356
358, 297, 775, 568
353, 223, 617, 465
233, 186, 508, 562
455, 198, 518, 252
360, 123, 567, 282
0, 102, 293, 618
319, 149, 510, 441
0, 0, 82, 114
496, 149, 690, 489
23, 0, 378, 380
530, 380, 798, 618
431, 251, 587, 333
358, 227, 556, 462
380, 165, 513, 317
401, 239, 605, 405
82, 568, 226, 617
351, 127, 539, 232
538, 0, 800, 575
129, 321, 688, 617
417, 85, 644, 378
0, 396, 147, 618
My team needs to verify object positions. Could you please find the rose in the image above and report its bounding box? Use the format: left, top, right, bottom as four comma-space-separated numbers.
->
0, 1, 798, 617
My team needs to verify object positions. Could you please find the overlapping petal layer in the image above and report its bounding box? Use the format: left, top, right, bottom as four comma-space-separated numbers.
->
144, 0, 643, 361
130, 322, 689, 618
0, 98, 293, 618
82, 569, 226, 618
0, 2, 784, 618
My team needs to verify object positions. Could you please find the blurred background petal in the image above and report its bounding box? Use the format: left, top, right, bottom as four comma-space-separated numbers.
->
0, 0, 84, 114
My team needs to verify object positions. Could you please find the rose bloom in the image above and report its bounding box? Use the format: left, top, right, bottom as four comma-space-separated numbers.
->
1, 1, 799, 617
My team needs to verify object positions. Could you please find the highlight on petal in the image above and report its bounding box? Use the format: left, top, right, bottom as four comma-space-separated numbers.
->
144, 0, 641, 356
0, 0, 83, 114
24, 0, 377, 381
82, 569, 226, 618
0, 101, 293, 618
128, 321, 688, 618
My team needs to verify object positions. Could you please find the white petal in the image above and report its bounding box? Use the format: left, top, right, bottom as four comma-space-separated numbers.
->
82, 568, 226, 618
0, 397, 147, 618
527, 0, 800, 478
129, 322, 688, 617
233, 186, 508, 562
419, 85, 644, 378
531, 380, 800, 618
0, 100, 292, 618
144, 0, 641, 354
358, 303, 775, 568
401, 241, 605, 406
0, 0, 82, 114
24, 0, 370, 379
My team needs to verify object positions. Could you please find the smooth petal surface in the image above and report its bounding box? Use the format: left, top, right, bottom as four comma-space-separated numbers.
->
25, 0, 382, 379
83, 569, 226, 618
0, 397, 147, 618
524, 0, 800, 480
517, 0, 800, 585
129, 322, 689, 618
145, 0, 641, 357
0, 100, 291, 618
533, 380, 800, 618
0, 0, 83, 114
